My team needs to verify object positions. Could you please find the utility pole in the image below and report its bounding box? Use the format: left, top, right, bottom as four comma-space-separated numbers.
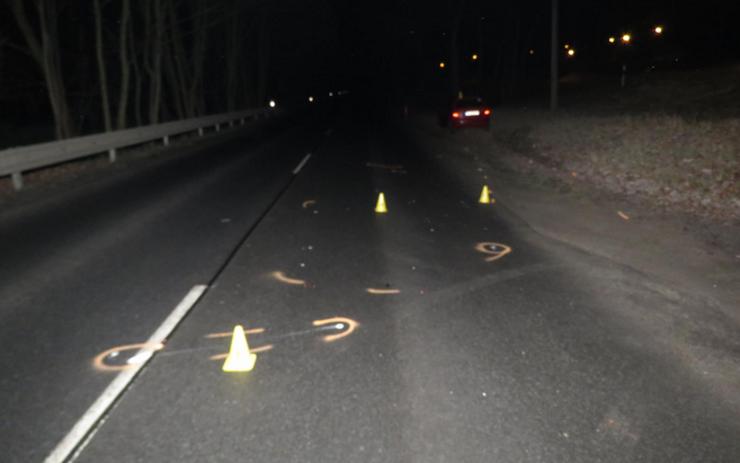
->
549, 0, 558, 111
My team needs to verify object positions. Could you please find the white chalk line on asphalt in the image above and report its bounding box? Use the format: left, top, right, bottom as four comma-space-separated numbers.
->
44, 284, 208, 463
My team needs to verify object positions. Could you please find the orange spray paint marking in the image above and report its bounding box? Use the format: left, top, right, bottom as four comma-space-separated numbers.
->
205, 327, 265, 339
92, 342, 164, 372
366, 288, 401, 295
312, 317, 359, 343
475, 242, 513, 262
270, 271, 306, 286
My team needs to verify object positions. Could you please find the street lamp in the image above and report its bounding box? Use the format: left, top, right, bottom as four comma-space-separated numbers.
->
567, 48, 575, 57
439, 61, 446, 69
621, 33, 631, 44
608, 36, 616, 44
654, 25, 664, 35
471, 53, 478, 61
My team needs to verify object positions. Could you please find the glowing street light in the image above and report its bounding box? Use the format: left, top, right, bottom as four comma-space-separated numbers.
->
471, 53, 478, 61
654, 25, 664, 35
529, 49, 535, 55
621, 33, 631, 44
308, 96, 314, 103
567, 48, 575, 57
268, 100, 276, 108
564, 43, 570, 50
608, 36, 616, 44
439, 61, 446, 69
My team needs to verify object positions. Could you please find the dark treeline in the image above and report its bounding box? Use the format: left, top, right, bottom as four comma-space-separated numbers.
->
347, 0, 552, 106
2, 0, 275, 139
3, 0, 735, 140
383, 0, 738, 106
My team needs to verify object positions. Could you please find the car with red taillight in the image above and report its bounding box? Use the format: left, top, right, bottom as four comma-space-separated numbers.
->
448, 97, 492, 131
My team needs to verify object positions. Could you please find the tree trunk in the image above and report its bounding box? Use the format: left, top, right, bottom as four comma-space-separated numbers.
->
10, 0, 75, 139
165, 0, 189, 118
148, 0, 164, 124
256, 6, 271, 105
128, 13, 143, 126
94, 0, 112, 131
164, 45, 186, 119
188, 0, 208, 116
116, 0, 131, 129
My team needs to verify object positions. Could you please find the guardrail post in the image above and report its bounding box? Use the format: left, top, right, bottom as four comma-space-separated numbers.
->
108, 148, 117, 163
11, 172, 23, 190
215, 124, 221, 132
163, 135, 169, 146
198, 127, 204, 136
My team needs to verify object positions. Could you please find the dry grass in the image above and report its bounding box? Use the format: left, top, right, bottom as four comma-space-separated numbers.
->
472, 66, 740, 222
508, 113, 740, 221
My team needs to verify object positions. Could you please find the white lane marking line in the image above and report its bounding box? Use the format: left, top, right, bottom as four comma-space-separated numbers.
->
292, 153, 312, 174
44, 284, 208, 463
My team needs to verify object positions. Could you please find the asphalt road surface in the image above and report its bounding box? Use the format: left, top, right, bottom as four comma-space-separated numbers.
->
2, 109, 739, 462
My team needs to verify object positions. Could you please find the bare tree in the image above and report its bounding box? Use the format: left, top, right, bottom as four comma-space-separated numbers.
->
164, 0, 187, 119
189, 0, 209, 116
161, 0, 215, 119
128, 11, 143, 126
145, 0, 164, 124
8, 0, 75, 139
116, 0, 131, 129
93, 0, 112, 131
256, 5, 271, 105
7, 0, 273, 137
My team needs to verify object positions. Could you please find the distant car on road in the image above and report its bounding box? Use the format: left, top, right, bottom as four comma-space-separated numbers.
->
448, 97, 491, 131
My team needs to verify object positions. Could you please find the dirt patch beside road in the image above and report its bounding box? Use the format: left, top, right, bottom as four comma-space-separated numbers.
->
477, 109, 739, 222
410, 112, 740, 322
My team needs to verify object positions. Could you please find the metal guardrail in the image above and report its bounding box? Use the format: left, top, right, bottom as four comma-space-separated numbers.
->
0, 108, 269, 190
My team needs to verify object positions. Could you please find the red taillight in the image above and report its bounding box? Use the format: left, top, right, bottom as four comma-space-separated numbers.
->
483, 108, 491, 116
452, 111, 460, 118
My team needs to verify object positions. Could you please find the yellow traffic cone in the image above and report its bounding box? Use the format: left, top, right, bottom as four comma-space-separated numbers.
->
375, 192, 388, 213
478, 185, 492, 204
222, 325, 257, 372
